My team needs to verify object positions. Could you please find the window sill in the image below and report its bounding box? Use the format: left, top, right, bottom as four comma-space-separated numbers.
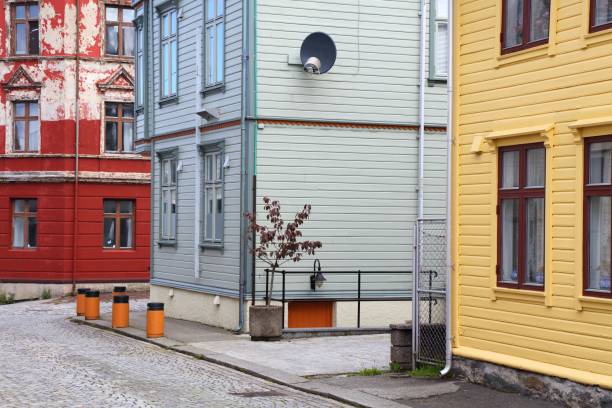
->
200, 242, 223, 251
103, 55, 135, 63
3, 55, 40, 61
136, 106, 144, 115
495, 43, 552, 68
491, 286, 545, 305
575, 295, 612, 312
158, 96, 179, 107
427, 78, 447, 87
201, 83, 225, 96
158, 240, 177, 248
580, 27, 612, 49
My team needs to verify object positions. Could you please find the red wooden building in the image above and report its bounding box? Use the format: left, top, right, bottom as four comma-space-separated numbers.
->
0, 0, 150, 299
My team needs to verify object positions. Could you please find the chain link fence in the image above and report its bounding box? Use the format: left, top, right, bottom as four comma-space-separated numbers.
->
413, 219, 447, 366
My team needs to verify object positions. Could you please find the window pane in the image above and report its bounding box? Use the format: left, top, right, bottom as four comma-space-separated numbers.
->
207, 27, 215, 85
29, 4, 39, 19
504, 0, 523, 48
106, 26, 119, 55
436, 0, 448, 19
217, 0, 224, 17
122, 103, 134, 118
216, 22, 224, 82
162, 43, 170, 95
105, 122, 118, 151
15, 5, 25, 19
14, 199, 26, 213
28, 119, 39, 151
122, 123, 133, 152
215, 153, 222, 180
123, 8, 135, 21
526, 148, 545, 187
29, 102, 38, 116
162, 160, 170, 185
589, 142, 612, 184
171, 189, 177, 238
12, 216, 25, 247
120, 218, 133, 247
28, 216, 37, 248
171, 159, 177, 184
106, 7, 118, 22
500, 199, 519, 282
207, 0, 215, 20
104, 217, 116, 247
104, 200, 116, 213
105, 103, 118, 117
16, 24, 27, 54
501, 150, 519, 188
588, 196, 612, 291
435, 22, 448, 77
206, 188, 213, 239
215, 188, 223, 240
162, 13, 169, 37
120, 201, 133, 213
162, 190, 169, 237
525, 198, 544, 284
594, 0, 612, 26
171, 40, 177, 93
170, 11, 177, 34
530, 0, 550, 42
123, 26, 135, 56
137, 52, 144, 106
29, 21, 39, 54
15, 102, 26, 117
14, 121, 25, 151
28, 199, 37, 212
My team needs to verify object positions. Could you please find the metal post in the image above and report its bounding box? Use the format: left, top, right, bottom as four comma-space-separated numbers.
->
265, 269, 269, 304
282, 271, 286, 330
357, 270, 361, 328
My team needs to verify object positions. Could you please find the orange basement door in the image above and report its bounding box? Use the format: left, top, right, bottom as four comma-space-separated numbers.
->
287, 301, 334, 328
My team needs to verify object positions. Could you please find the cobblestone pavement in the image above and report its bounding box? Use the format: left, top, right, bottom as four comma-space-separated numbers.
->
0, 299, 348, 408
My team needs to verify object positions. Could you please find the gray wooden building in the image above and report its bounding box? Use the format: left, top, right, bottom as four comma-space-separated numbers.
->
133, 0, 448, 330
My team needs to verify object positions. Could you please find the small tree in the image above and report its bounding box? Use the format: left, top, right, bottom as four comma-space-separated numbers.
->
245, 197, 322, 306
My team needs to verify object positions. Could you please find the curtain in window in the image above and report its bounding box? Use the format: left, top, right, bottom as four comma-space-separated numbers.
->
501, 199, 519, 282
12, 217, 25, 247
589, 196, 612, 290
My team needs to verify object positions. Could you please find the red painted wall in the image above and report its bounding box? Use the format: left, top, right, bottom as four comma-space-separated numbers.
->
0, 183, 149, 283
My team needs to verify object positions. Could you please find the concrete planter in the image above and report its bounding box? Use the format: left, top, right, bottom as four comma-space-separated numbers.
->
249, 305, 282, 341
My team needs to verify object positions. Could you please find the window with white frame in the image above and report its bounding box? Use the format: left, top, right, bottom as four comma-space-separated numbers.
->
205, 0, 224, 87
430, 0, 448, 80
203, 148, 224, 244
160, 156, 177, 242
160, 9, 178, 98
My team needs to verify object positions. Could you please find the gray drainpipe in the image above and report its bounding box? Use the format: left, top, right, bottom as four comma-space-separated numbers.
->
194, 21, 202, 280
440, 0, 454, 377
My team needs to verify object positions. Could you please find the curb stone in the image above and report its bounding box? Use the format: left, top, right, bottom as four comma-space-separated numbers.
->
70, 317, 409, 408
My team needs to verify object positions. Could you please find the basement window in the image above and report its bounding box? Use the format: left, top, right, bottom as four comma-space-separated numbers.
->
105, 6, 135, 57
12, 199, 37, 249
103, 200, 135, 249
13, 101, 39, 152
12, 2, 39, 55
590, 0, 612, 32
105, 102, 134, 153
501, 0, 550, 54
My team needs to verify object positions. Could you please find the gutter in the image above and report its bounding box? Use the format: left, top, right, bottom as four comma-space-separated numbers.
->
417, 0, 427, 222
72, 0, 81, 293
441, 0, 454, 377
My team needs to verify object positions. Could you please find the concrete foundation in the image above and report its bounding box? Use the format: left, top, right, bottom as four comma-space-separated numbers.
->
453, 357, 612, 408
0, 282, 149, 301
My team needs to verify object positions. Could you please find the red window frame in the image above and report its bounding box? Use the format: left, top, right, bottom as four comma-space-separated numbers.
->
11, 198, 37, 249
589, 0, 612, 33
497, 143, 546, 290
583, 136, 612, 299
501, 0, 550, 54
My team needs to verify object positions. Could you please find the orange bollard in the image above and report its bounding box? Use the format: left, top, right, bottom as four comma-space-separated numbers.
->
112, 295, 130, 328
84, 290, 100, 320
112, 286, 127, 297
146, 302, 164, 338
76, 287, 91, 316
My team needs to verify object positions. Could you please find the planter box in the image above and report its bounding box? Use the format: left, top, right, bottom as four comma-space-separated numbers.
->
249, 305, 283, 341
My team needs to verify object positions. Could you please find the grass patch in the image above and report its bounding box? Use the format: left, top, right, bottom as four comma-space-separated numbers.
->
352, 367, 384, 377
41, 288, 52, 300
410, 364, 443, 378
0, 292, 15, 305
389, 362, 404, 373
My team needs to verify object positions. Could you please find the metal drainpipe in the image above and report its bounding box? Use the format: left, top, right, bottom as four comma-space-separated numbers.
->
417, 0, 427, 222
72, 0, 81, 294
440, 0, 454, 377
194, 22, 202, 280
234, 0, 250, 333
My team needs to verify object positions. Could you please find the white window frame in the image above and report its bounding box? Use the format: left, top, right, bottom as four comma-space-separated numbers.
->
200, 142, 224, 247
160, 8, 178, 99
429, 0, 449, 81
205, 0, 225, 88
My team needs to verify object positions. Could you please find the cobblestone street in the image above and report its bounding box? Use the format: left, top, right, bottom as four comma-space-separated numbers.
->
0, 299, 347, 408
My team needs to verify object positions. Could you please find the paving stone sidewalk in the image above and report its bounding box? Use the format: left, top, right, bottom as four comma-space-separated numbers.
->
74, 301, 561, 408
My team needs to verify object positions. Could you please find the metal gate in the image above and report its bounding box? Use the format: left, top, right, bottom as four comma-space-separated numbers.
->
412, 219, 447, 366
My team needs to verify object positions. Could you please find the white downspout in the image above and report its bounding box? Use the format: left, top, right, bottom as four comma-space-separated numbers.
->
417, 0, 427, 221
194, 23, 202, 278
440, 0, 454, 377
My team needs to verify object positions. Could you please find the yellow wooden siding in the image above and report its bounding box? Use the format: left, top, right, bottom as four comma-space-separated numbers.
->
454, 0, 612, 386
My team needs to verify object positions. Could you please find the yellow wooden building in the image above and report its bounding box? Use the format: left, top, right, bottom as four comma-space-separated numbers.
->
453, 0, 612, 391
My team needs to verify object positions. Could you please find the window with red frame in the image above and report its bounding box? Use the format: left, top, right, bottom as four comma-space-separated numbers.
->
498, 144, 545, 289
502, 0, 550, 53
12, 199, 37, 249
590, 0, 612, 32
584, 138, 612, 298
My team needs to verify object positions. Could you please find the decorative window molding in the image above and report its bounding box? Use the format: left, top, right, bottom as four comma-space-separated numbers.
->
2, 66, 41, 91
97, 67, 135, 93
156, 147, 179, 246
199, 140, 225, 249
570, 115, 612, 143
471, 124, 555, 153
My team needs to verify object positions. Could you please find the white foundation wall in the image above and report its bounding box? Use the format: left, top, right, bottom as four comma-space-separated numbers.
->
0, 283, 149, 301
